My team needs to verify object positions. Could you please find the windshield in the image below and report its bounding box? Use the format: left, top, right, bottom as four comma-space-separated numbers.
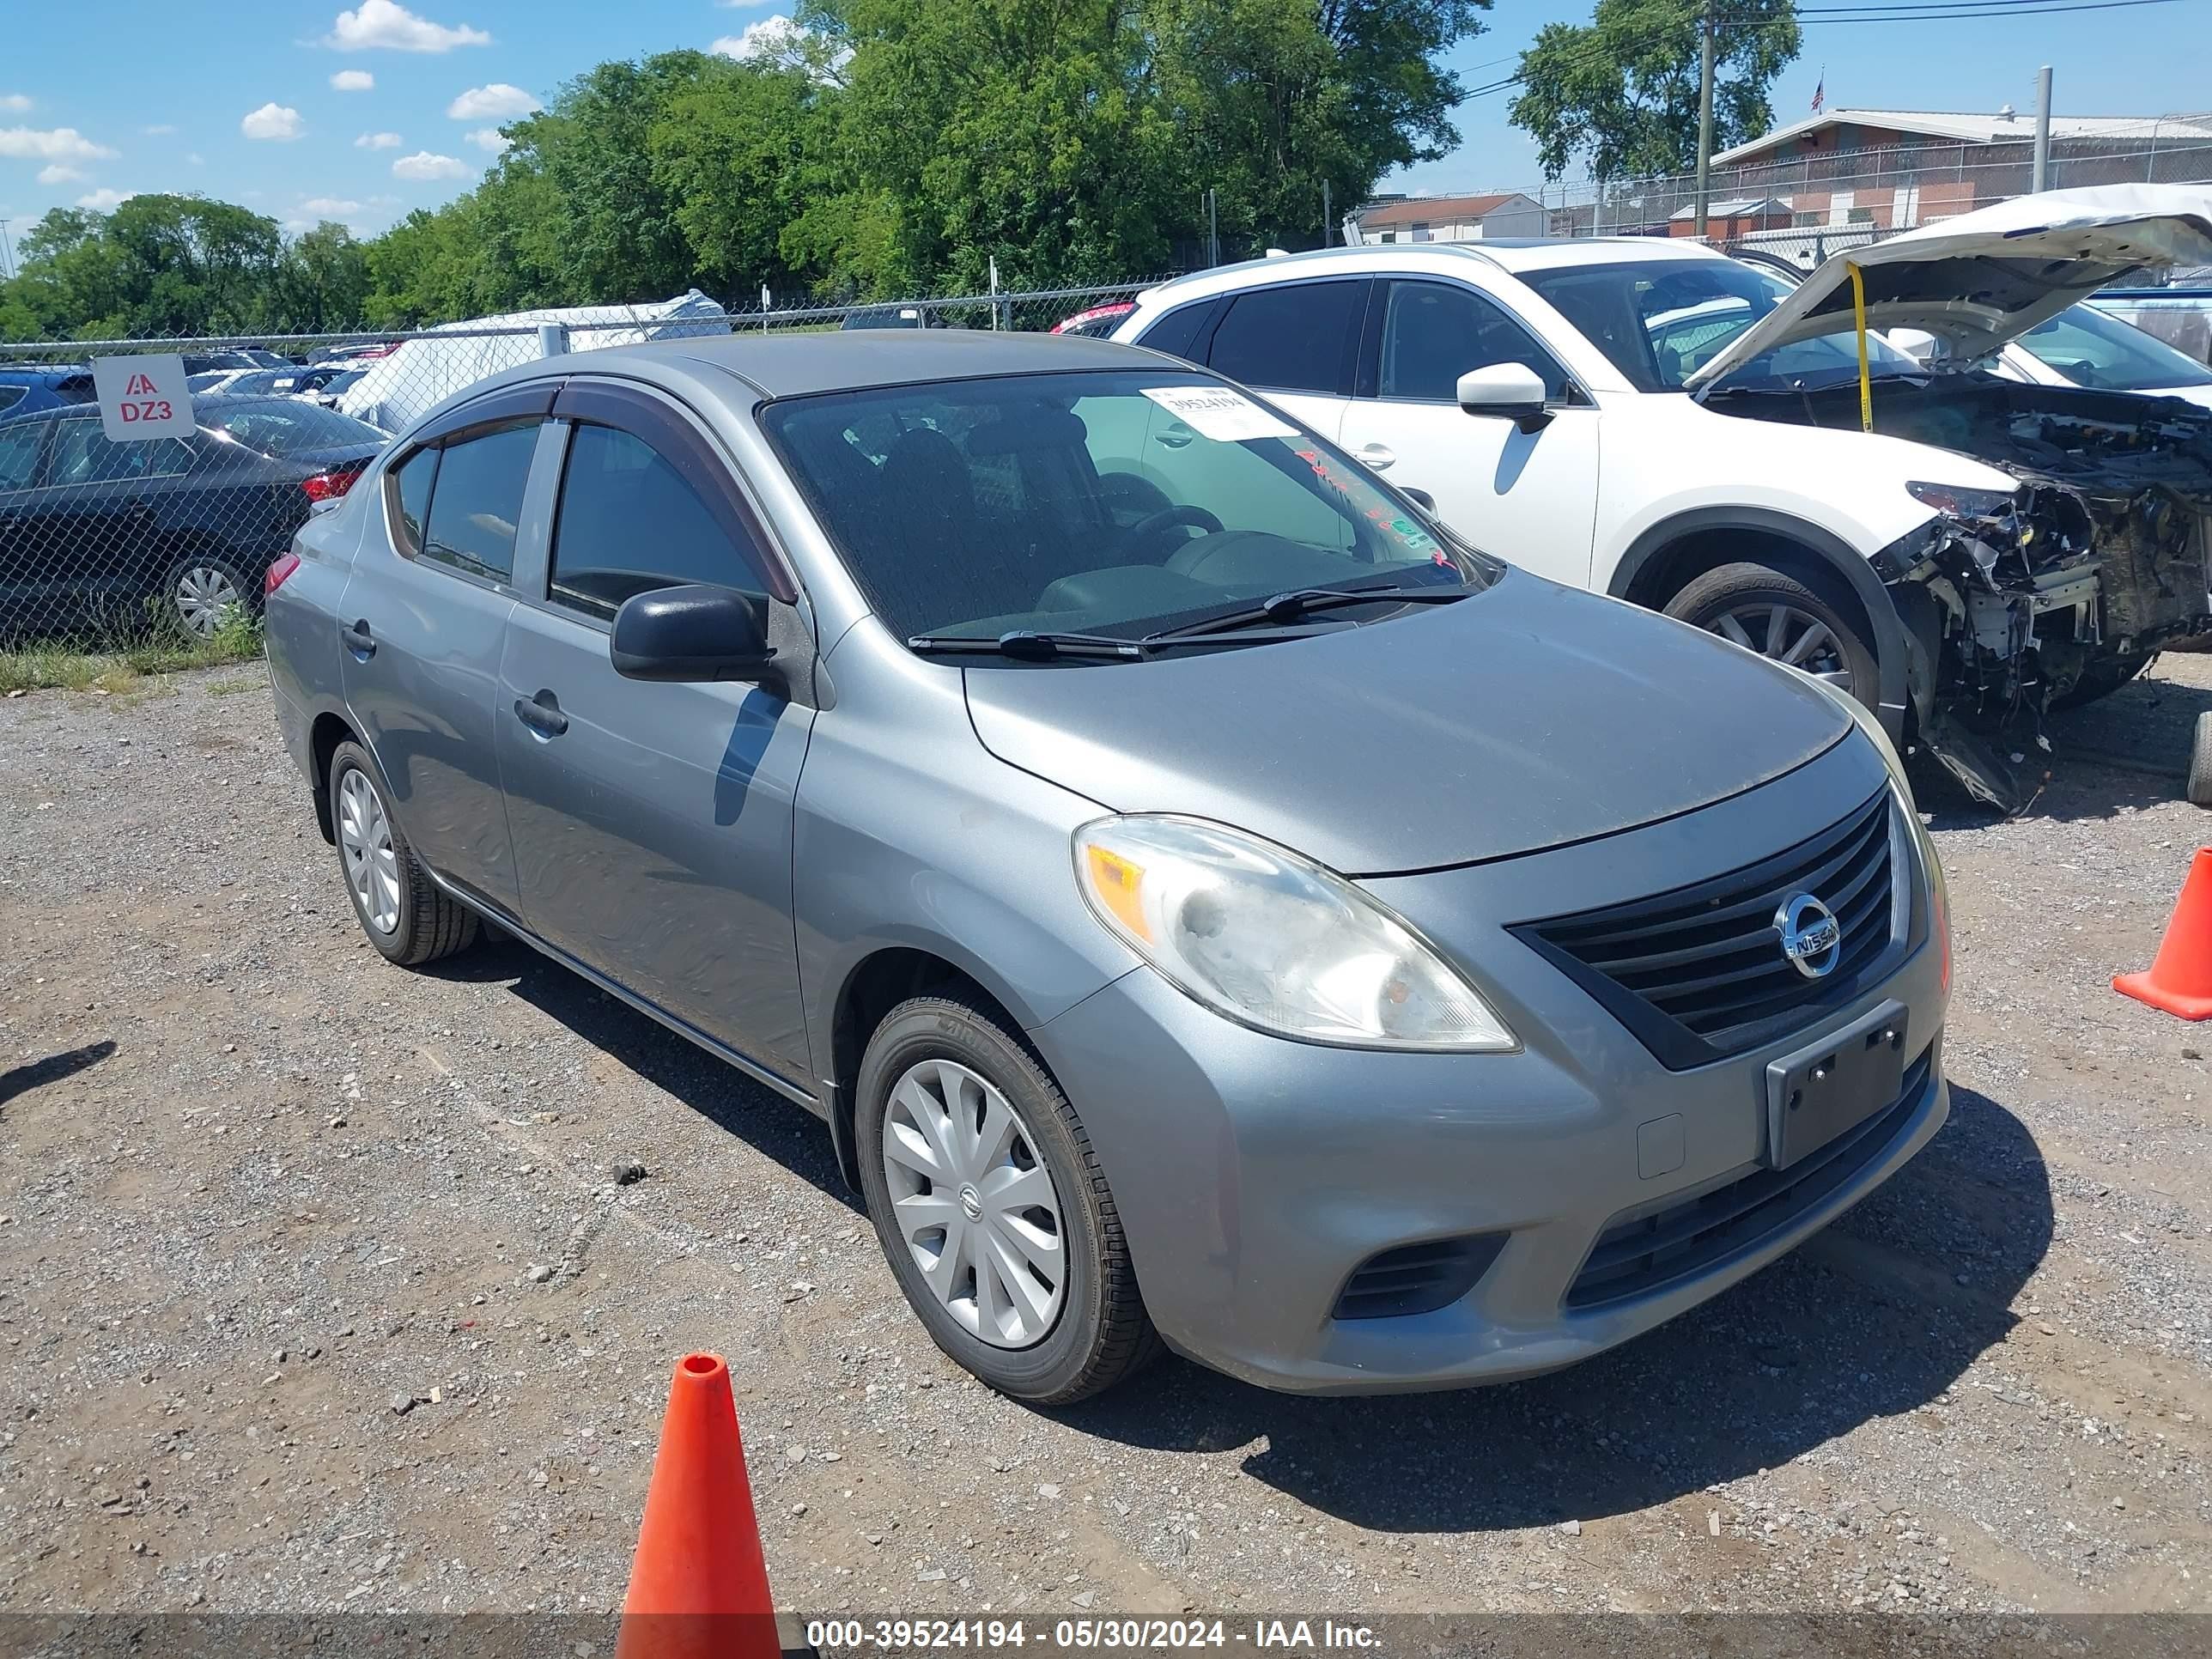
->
1520, 258, 1923, 392
763, 370, 1489, 649
200, 400, 386, 456
2019, 302, 2212, 391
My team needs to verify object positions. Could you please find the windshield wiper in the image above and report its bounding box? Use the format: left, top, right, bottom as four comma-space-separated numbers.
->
907, 629, 1147, 660
1146, 584, 1470, 642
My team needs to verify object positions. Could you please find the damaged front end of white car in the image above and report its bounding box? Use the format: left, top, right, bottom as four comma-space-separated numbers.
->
1693, 185, 2212, 809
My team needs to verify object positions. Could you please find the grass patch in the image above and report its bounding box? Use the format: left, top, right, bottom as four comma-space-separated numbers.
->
0, 611, 264, 696
205, 677, 260, 697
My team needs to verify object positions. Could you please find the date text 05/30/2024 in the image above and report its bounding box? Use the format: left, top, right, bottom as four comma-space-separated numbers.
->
805, 1617, 1382, 1651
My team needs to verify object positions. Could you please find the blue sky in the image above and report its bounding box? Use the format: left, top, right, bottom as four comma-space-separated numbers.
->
3, 0, 2209, 266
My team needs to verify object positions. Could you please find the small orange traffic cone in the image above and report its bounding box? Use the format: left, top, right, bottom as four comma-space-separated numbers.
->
2116, 847, 2212, 1020
615, 1352, 782, 1659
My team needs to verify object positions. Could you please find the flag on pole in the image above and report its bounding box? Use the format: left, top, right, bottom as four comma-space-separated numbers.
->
1811, 70, 1826, 114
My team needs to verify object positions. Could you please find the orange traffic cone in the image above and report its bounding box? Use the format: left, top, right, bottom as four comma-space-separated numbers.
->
2116, 848, 2212, 1020
615, 1352, 783, 1659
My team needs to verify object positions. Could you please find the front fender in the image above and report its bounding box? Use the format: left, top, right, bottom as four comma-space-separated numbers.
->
1607, 505, 1912, 738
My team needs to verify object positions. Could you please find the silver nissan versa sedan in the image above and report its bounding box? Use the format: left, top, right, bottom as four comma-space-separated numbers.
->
264, 330, 1952, 1402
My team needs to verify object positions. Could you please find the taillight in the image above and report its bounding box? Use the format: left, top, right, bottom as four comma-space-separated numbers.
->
265, 551, 301, 596
301, 464, 363, 504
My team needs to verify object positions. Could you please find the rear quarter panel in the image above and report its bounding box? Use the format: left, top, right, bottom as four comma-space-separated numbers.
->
265, 483, 372, 788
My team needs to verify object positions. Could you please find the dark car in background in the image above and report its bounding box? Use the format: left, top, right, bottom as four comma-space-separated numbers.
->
0, 397, 386, 641
0, 367, 97, 422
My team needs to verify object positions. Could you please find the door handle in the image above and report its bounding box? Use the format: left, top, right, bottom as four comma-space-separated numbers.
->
1353, 443, 1396, 471
514, 690, 568, 738
1155, 424, 1194, 450
343, 617, 376, 658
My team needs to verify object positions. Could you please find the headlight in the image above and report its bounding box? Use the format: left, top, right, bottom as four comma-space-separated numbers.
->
1073, 815, 1515, 1051
1906, 478, 2015, 520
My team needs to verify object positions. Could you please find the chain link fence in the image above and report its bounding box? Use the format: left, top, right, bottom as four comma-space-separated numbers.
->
0, 281, 1154, 651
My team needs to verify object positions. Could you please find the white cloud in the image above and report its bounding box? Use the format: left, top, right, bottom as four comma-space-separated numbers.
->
714, 15, 805, 58
300, 196, 366, 216
326, 0, 489, 52
0, 127, 118, 163
330, 69, 376, 91
76, 187, 135, 210
392, 150, 469, 181
445, 82, 536, 120
143, 123, 177, 136
355, 130, 404, 149
241, 103, 307, 142
0, 94, 31, 113
187, 153, 205, 166
36, 164, 84, 185
465, 127, 511, 155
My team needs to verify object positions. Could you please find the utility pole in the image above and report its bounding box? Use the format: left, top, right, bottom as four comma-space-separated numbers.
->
1321, 179, 1332, 247
1693, 1, 1716, 240
2031, 64, 2054, 192
0, 220, 12, 281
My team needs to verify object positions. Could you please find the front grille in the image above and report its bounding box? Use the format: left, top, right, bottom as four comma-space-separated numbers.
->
1512, 787, 1900, 1069
1332, 1234, 1505, 1321
1565, 1047, 1933, 1310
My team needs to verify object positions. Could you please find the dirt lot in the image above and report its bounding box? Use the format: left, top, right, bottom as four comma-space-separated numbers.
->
1, 656, 2209, 1624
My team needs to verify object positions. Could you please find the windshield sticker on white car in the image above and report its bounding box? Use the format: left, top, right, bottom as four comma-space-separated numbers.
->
1140, 385, 1297, 442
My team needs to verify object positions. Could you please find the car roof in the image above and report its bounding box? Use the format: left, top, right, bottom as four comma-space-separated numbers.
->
577, 327, 1174, 399
1135, 237, 1727, 302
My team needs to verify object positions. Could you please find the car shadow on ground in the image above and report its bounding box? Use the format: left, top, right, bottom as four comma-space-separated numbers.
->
1059, 1084, 2051, 1534
421, 938, 860, 1211
0, 1039, 116, 1113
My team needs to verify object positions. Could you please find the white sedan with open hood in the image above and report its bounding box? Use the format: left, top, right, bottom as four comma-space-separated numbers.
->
1115, 185, 2212, 809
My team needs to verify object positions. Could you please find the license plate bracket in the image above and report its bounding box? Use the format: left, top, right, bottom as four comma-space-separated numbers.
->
1765, 1000, 1909, 1170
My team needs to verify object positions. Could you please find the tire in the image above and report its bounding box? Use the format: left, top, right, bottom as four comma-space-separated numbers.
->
854, 996, 1160, 1404
1663, 559, 1881, 713
2050, 652, 2154, 712
2190, 711, 2212, 810
163, 552, 257, 640
326, 740, 480, 966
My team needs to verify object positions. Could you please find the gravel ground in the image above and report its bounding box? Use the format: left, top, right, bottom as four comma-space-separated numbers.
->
1, 656, 2209, 1623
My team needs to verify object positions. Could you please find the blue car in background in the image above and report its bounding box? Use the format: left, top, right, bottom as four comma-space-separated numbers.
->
0, 367, 96, 422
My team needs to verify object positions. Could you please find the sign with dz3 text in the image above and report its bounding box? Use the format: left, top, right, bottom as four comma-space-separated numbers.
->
90, 353, 195, 441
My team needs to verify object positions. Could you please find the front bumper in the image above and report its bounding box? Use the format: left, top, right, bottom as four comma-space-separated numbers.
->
1027, 735, 1950, 1395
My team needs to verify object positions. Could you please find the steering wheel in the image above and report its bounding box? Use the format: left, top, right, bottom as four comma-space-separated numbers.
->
1114, 504, 1224, 557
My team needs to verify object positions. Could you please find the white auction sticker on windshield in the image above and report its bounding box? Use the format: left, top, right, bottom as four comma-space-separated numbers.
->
1140, 385, 1297, 441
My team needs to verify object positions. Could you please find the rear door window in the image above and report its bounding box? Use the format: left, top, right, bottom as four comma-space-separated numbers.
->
1203, 281, 1364, 395
49, 424, 195, 484
418, 423, 538, 584
389, 446, 440, 556
548, 423, 767, 621
0, 422, 44, 491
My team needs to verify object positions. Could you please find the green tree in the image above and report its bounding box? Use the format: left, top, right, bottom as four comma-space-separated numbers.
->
1508, 0, 1799, 182
279, 223, 373, 332
1151, 0, 1489, 261
649, 53, 839, 301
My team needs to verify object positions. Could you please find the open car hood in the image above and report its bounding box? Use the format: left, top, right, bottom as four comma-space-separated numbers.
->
1686, 184, 2212, 389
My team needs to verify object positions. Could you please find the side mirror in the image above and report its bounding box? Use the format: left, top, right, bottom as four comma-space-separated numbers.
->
611, 583, 781, 688
1456, 362, 1552, 432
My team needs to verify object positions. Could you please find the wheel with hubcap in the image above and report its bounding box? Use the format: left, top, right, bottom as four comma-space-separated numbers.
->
325, 739, 480, 966
1663, 559, 1879, 709
165, 555, 254, 639
855, 996, 1159, 1403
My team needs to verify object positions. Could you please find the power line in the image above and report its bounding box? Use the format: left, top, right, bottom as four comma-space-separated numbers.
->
1793, 0, 2185, 17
